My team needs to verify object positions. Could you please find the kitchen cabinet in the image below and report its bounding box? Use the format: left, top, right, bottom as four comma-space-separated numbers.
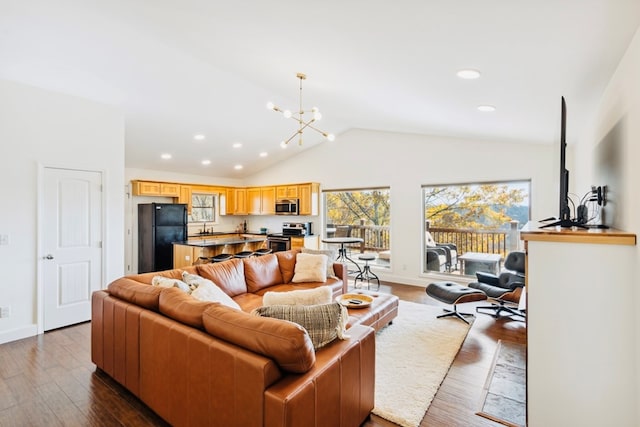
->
132, 180, 181, 197
225, 188, 247, 215
261, 186, 276, 215
276, 185, 299, 199
291, 235, 319, 250
178, 185, 192, 213
247, 186, 276, 215
298, 183, 319, 216
131, 179, 320, 216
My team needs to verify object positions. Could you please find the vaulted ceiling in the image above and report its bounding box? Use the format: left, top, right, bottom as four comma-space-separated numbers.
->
2, 0, 639, 177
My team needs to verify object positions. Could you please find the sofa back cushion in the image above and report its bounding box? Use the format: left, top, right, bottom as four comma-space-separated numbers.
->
275, 249, 301, 283
158, 287, 215, 330
202, 304, 316, 374
243, 254, 284, 293
196, 258, 247, 296
107, 278, 163, 311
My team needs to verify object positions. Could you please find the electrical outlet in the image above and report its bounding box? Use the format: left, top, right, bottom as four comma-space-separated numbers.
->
0, 306, 10, 318
0, 234, 9, 245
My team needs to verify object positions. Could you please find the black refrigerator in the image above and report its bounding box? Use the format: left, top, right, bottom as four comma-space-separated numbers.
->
138, 203, 188, 273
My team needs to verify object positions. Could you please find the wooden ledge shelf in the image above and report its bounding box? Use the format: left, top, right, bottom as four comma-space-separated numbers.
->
520, 221, 636, 246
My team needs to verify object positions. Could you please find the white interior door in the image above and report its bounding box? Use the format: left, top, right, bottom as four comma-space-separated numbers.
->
42, 167, 103, 331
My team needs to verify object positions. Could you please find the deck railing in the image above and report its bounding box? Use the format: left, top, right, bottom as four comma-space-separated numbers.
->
328, 221, 521, 257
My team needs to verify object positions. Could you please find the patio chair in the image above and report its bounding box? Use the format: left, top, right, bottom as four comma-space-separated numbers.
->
426, 247, 448, 272
426, 231, 458, 271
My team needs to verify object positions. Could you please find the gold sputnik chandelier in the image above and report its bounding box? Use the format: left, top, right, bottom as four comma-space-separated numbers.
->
267, 73, 335, 147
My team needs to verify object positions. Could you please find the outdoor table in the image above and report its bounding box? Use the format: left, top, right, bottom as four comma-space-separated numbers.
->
321, 237, 364, 273
458, 252, 502, 276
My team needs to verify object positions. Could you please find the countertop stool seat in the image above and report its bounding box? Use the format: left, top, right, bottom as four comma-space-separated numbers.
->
254, 248, 273, 256
210, 253, 233, 263
353, 254, 380, 290
234, 251, 254, 259
425, 281, 487, 324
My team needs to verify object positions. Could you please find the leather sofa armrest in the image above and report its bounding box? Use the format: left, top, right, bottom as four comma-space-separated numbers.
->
333, 262, 349, 294
264, 324, 375, 427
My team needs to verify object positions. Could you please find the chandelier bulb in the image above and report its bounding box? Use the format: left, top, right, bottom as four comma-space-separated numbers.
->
266, 102, 275, 110
280, 141, 287, 149
313, 111, 322, 121
326, 133, 336, 142
283, 110, 292, 119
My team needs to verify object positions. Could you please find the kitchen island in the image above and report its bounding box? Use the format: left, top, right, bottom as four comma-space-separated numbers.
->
173, 234, 267, 268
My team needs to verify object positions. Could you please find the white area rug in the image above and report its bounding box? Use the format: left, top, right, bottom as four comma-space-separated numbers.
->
373, 300, 473, 427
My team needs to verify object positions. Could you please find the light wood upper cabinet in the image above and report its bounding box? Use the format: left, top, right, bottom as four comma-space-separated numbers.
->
276, 185, 299, 199
178, 185, 192, 213
298, 183, 319, 216
247, 188, 262, 215
132, 180, 180, 197
227, 188, 247, 215
261, 186, 276, 215
132, 180, 319, 216
248, 186, 276, 215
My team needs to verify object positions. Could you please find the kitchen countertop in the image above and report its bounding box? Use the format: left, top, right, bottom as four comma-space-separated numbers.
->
176, 235, 267, 247
187, 230, 268, 238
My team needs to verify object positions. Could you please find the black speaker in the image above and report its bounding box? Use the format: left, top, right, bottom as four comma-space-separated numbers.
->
577, 205, 588, 224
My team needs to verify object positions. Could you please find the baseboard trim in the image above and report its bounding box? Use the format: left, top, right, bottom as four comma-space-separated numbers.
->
0, 324, 38, 345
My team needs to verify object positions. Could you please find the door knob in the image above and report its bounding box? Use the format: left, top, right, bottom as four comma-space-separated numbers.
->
44, 254, 54, 260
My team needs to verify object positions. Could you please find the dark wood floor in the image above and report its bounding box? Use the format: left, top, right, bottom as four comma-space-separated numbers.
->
0, 282, 525, 426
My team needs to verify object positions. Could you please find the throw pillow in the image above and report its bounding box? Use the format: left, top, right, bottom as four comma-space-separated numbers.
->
425, 231, 437, 248
182, 272, 241, 310
301, 247, 338, 278
291, 253, 328, 283
262, 286, 332, 306
151, 276, 191, 293
252, 302, 349, 349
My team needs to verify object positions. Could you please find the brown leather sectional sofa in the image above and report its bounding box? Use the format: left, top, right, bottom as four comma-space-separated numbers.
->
91, 249, 377, 427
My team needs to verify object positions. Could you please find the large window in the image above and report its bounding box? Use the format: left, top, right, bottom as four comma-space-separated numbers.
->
422, 180, 530, 275
323, 188, 391, 268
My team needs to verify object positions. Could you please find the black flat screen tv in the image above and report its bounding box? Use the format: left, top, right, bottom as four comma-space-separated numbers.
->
540, 96, 586, 229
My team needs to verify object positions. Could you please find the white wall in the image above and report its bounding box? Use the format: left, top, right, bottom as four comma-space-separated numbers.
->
0, 79, 124, 344
247, 129, 556, 286
574, 26, 640, 424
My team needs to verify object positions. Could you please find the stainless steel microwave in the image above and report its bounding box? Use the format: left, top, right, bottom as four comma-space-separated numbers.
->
275, 199, 299, 215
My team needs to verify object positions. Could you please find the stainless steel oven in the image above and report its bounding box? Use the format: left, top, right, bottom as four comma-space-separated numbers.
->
267, 234, 291, 252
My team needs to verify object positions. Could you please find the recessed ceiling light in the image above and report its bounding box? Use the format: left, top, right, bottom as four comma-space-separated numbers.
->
457, 69, 481, 79
194, 134, 205, 141
160, 153, 172, 160
477, 105, 496, 112
234, 164, 243, 170
232, 143, 242, 148
201, 159, 211, 165
259, 152, 268, 157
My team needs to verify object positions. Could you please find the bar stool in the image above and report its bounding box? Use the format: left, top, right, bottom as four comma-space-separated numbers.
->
353, 254, 380, 290
254, 248, 273, 256
210, 253, 233, 263
234, 251, 254, 259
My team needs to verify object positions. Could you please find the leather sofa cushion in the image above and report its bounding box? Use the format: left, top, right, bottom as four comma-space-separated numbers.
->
202, 304, 316, 374
196, 258, 247, 296
159, 287, 216, 330
243, 254, 283, 293
275, 249, 300, 283
108, 278, 163, 311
